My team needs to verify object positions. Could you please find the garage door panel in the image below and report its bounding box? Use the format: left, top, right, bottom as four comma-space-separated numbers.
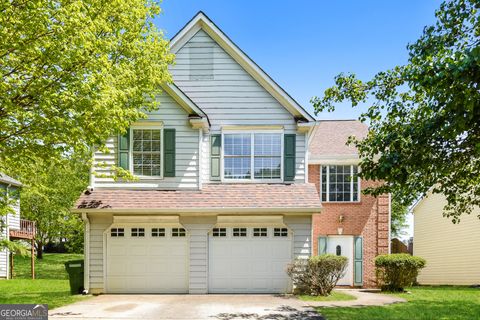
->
209, 227, 292, 293
106, 227, 188, 293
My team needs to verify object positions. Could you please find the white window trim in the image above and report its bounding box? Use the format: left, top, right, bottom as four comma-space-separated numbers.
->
220, 130, 284, 183
129, 125, 164, 180
320, 165, 361, 203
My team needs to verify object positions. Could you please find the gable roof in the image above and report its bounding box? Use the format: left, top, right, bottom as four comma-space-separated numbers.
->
309, 120, 368, 162
0, 173, 22, 187
170, 11, 315, 122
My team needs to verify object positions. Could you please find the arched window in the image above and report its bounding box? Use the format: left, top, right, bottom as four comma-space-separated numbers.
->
336, 245, 342, 256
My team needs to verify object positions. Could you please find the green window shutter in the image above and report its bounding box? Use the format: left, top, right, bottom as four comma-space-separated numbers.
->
318, 236, 327, 255
118, 129, 130, 170
163, 129, 176, 177
210, 134, 221, 180
284, 134, 296, 181
354, 236, 363, 286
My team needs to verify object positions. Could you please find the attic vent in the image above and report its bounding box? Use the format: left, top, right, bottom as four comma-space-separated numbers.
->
189, 42, 214, 80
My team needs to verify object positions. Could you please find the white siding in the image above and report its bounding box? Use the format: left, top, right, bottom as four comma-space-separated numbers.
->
171, 30, 306, 183
8, 202, 20, 230
284, 216, 312, 259
88, 213, 112, 293
0, 224, 7, 278
414, 192, 480, 285
181, 216, 216, 294
92, 92, 200, 189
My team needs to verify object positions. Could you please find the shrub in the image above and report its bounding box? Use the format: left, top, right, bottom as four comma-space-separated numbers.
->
287, 254, 348, 296
375, 254, 426, 292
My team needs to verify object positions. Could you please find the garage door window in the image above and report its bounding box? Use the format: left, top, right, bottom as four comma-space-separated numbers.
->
151, 228, 165, 237
131, 228, 145, 237
212, 228, 227, 237
253, 228, 267, 237
111, 228, 124, 237
233, 228, 247, 237
172, 228, 186, 237
274, 228, 288, 237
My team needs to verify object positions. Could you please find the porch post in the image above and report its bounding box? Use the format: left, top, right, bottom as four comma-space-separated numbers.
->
31, 239, 35, 279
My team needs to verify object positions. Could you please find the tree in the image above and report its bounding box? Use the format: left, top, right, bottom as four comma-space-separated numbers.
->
20, 154, 89, 258
390, 195, 409, 238
0, 0, 174, 173
311, 0, 480, 222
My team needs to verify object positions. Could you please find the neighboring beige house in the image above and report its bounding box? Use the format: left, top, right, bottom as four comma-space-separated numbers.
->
413, 191, 480, 285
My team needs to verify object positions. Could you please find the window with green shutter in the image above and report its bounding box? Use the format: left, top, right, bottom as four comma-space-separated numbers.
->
118, 129, 130, 170
210, 134, 221, 180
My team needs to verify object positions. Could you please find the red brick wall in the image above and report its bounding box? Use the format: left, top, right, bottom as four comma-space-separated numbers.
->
308, 164, 390, 288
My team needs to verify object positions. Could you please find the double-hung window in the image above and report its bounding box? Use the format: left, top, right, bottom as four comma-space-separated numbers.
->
321, 165, 360, 202
131, 128, 162, 177
223, 132, 282, 181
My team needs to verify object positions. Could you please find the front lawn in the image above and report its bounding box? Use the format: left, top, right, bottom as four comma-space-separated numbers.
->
317, 286, 480, 320
0, 253, 88, 309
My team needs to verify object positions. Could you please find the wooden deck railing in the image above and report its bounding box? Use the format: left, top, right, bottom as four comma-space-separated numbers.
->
9, 219, 36, 240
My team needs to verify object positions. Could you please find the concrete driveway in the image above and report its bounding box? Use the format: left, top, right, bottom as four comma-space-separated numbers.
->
49, 294, 324, 320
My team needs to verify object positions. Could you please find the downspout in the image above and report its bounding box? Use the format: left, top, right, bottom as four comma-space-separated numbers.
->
81, 213, 90, 294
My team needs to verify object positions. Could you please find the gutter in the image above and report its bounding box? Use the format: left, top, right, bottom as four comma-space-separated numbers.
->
72, 207, 322, 215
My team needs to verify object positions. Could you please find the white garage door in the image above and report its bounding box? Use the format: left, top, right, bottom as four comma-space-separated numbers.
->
106, 226, 188, 293
208, 227, 293, 293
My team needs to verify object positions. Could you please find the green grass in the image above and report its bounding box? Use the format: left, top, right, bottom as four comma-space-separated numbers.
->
0, 253, 88, 309
298, 291, 357, 302
317, 286, 480, 320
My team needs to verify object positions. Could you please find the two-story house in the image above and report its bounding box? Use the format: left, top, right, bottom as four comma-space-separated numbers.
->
74, 12, 390, 294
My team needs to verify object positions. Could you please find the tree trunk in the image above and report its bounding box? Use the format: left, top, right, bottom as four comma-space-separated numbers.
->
36, 241, 43, 259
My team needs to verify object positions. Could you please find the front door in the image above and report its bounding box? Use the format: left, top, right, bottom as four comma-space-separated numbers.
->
327, 236, 354, 286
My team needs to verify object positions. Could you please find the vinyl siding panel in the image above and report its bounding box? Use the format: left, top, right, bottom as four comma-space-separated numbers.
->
414, 192, 480, 285
181, 216, 216, 294
88, 214, 113, 292
92, 92, 199, 189
171, 30, 306, 183
284, 216, 312, 259
0, 224, 6, 278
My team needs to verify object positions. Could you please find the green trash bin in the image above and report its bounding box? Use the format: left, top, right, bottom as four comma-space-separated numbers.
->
64, 260, 84, 294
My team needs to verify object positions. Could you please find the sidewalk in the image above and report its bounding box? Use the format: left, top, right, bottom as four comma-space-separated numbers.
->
305, 289, 406, 308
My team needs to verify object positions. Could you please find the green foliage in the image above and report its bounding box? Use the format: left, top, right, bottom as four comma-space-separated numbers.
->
0, 186, 28, 254
375, 254, 426, 292
19, 153, 89, 258
311, 0, 480, 222
0, 0, 174, 173
287, 254, 348, 296
391, 192, 409, 237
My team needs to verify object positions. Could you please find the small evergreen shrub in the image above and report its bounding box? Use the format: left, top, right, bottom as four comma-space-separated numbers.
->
375, 254, 426, 292
287, 254, 348, 296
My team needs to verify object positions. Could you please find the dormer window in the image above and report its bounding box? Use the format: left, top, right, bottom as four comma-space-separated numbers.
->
321, 165, 360, 202
222, 132, 282, 181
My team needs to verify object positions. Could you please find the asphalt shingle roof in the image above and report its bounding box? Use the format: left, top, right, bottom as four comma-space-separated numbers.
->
75, 183, 322, 212
310, 120, 368, 159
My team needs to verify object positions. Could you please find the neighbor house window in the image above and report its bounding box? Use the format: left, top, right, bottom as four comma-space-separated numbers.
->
223, 133, 282, 180
321, 165, 360, 202
132, 128, 162, 177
